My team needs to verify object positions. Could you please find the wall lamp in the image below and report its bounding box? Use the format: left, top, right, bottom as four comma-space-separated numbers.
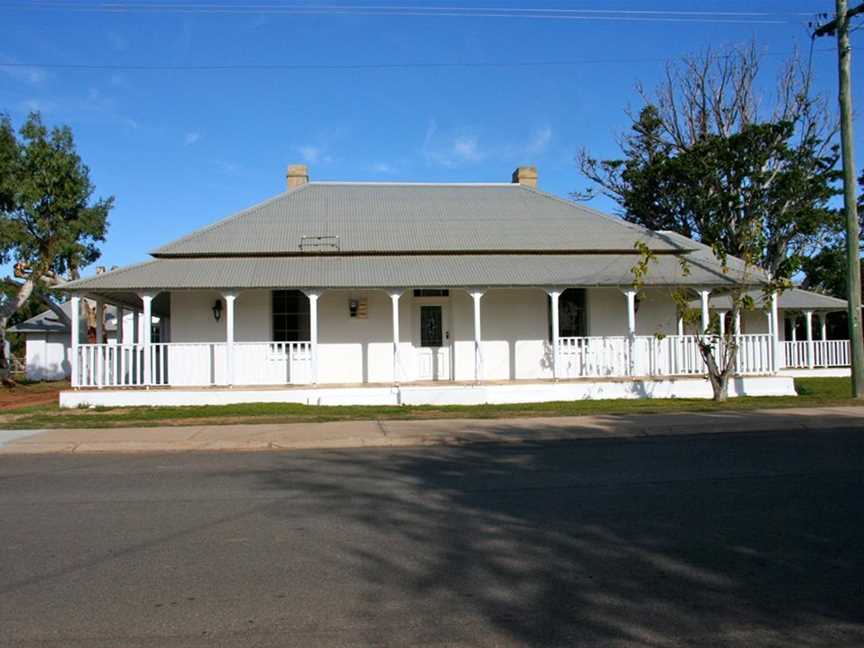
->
212, 299, 223, 322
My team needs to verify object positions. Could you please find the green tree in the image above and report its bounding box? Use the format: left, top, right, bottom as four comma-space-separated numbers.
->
802, 168, 864, 298
0, 112, 113, 384
579, 45, 841, 401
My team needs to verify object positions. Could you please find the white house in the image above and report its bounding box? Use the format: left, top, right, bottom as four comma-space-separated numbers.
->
57, 165, 851, 408
8, 300, 159, 381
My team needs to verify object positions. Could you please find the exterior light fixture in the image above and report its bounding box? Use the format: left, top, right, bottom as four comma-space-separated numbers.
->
212, 299, 223, 322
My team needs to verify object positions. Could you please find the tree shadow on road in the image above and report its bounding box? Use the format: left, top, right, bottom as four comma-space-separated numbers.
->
241, 430, 864, 646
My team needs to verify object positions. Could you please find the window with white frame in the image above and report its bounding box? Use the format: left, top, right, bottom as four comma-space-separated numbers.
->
548, 288, 587, 340
272, 290, 310, 342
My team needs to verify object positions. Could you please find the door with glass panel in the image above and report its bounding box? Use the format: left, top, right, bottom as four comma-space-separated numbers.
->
416, 303, 451, 381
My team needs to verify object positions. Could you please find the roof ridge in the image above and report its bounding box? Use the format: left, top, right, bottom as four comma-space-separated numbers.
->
519, 186, 694, 250
307, 181, 518, 187
150, 183, 311, 256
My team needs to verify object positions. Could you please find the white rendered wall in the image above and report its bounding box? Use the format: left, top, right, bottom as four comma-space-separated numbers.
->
25, 332, 70, 380
586, 288, 678, 338
170, 290, 229, 343
167, 287, 696, 385
168, 288, 560, 384
476, 288, 552, 381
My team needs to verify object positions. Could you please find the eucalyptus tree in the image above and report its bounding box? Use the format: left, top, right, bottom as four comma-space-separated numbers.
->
0, 112, 112, 384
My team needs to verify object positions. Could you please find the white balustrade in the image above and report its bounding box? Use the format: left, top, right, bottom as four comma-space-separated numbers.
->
75, 334, 825, 388
233, 342, 313, 386
75, 341, 312, 388
783, 339, 850, 369
77, 343, 147, 387
556, 334, 775, 379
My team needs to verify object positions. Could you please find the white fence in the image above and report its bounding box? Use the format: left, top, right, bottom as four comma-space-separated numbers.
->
75, 335, 789, 388
75, 342, 312, 388
782, 340, 850, 369
557, 334, 776, 379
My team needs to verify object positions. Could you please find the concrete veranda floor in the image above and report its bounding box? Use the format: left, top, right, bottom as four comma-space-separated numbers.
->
2, 405, 864, 454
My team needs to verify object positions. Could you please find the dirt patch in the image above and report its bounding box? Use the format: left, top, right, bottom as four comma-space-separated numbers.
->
0, 382, 65, 410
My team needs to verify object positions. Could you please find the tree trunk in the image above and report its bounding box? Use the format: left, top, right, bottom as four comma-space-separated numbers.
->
44, 299, 71, 327
0, 278, 38, 386
706, 366, 731, 402
700, 334, 737, 402
0, 315, 11, 386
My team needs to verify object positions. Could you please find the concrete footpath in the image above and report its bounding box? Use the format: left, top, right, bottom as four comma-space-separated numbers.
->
1, 406, 864, 455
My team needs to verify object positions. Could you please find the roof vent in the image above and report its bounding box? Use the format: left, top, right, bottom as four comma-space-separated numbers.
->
299, 235, 340, 252
287, 164, 309, 190
512, 166, 538, 188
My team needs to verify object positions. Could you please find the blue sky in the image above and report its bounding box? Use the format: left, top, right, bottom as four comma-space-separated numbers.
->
1, 1, 861, 272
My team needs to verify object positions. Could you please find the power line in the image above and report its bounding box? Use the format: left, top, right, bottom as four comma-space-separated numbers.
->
0, 2, 807, 24
0, 49, 839, 73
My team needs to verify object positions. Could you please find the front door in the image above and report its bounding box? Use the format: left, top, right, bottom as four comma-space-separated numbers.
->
417, 304, 451, 381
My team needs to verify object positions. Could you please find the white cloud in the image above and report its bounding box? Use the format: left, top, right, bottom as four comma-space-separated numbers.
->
372, 162, 398, 174
0, 55, 48, 85
184, 132, 201, 146
422, 119, 486, 168
19, 98, 55, 114
451, 135, 484, 162
298, 145, 321, 163
295, 144, 333, 165
525, 126, 552, 156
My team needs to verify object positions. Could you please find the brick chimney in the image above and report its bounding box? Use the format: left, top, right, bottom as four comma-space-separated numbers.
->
286, 164, 309, 190
512, 166, 538, 189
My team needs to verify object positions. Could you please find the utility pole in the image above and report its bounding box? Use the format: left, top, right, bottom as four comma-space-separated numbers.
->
814, 1, 864, 398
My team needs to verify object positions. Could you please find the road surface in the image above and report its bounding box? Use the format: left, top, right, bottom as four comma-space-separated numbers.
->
1, 427, 863, 646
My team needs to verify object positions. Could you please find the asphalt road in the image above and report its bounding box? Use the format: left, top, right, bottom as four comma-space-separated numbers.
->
1, 428, 863, 647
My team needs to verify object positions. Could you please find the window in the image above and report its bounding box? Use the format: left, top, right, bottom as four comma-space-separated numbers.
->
548, 289, 587, 339
272, 290, 310, 342
414, 289, 450, 298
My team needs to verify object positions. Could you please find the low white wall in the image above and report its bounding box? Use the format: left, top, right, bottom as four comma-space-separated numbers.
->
780, 367, 850, 378
59, 375, 796, 408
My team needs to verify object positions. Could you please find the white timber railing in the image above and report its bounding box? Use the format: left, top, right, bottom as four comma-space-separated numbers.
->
74, 341, 313, 388
74, 335, 787, 388
557, 334, 776, 379
233, 342, 312, 386
77, 343, 146, 388
782, 339, 850, 369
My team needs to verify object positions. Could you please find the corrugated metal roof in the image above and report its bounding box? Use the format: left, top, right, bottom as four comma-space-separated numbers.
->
690, 288, 848, 311
8, 301, 119, 333
657, 230, 769, 281
63, 253, 750, 292
152, 183, 694, 256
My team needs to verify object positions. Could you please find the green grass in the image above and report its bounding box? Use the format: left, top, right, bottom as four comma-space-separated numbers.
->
0, 377, 859, 430
793, 376, 854, 399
